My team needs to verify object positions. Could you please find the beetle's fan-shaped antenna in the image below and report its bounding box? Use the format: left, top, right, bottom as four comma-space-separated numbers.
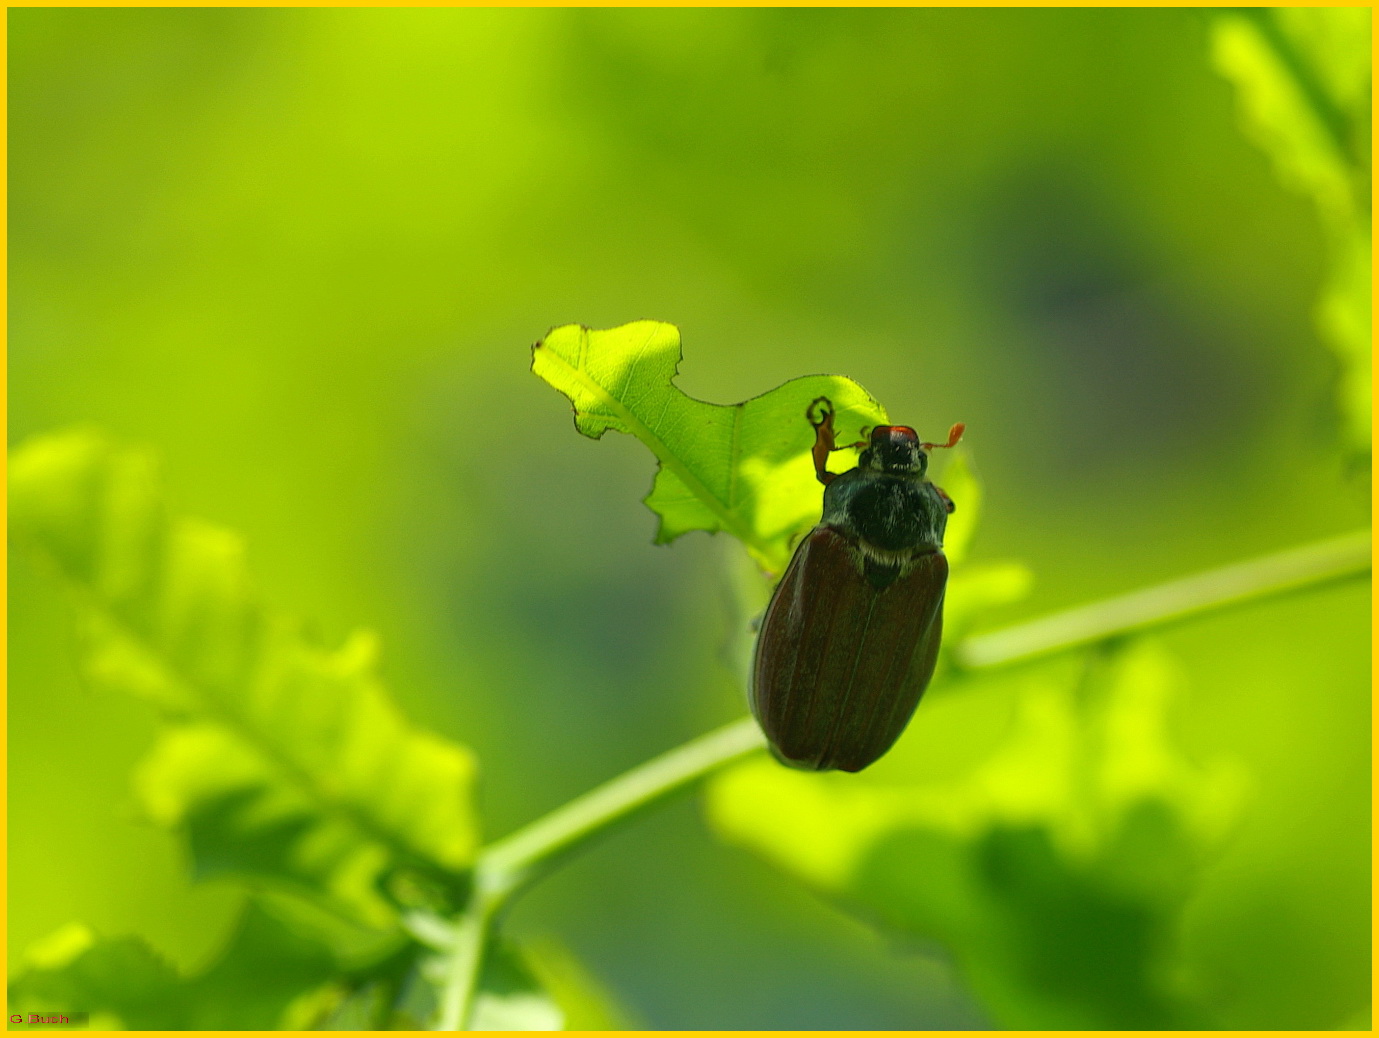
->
921, 423, 965, 451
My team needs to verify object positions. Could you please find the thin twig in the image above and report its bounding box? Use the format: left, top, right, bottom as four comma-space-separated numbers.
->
431, 717, 767, 1029
432, 897, 497, 1031
955, 529, 1370, 669
479, 717, 767, 903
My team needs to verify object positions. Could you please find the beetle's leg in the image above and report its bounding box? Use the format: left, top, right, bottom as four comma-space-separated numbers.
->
807, 396, 839, 485
808, 396, 869, 484
920, 422, 965, 451
933, 485, 956, 514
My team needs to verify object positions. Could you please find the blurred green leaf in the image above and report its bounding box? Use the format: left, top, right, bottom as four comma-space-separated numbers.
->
316, 982, 392, 1030
522, 938, 641, 1030
8, 924, 179, 1030
1211, 8, 1371, 453
1211, 10, 1367, 226
466, 937, 635, 1031
532, 321, 894, 572
402, 938, 578, 1031
706, 641, 1245, 1028
469, 941, 565, 1031
1317, 226, 1372, 454
8, 901, 338, 1030
8, 429, 480, 926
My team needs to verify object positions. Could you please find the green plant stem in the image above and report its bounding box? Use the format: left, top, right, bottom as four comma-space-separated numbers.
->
431, 528, 1369, 1028
433, 717, 767, 1029
433, 897, 497, 1032
479, 716, 767, 901
954, 529, 1370, 669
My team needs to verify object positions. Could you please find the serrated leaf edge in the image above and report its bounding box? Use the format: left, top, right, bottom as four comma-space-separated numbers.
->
532, 333, 772, 561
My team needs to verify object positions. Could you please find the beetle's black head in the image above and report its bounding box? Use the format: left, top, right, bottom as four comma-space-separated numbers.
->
859, 425, 926, 476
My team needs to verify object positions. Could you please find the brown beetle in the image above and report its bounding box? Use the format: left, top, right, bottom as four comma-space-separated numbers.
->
750, 397, 963, 772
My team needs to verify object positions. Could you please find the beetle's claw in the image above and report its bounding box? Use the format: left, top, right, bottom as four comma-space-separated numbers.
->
806, 396, 834, 428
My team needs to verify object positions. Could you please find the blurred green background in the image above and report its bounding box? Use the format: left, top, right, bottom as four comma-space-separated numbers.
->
9, 7, 1369, 1029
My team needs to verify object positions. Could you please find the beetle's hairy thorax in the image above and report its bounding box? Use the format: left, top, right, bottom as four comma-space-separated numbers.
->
820, 468, 949, 588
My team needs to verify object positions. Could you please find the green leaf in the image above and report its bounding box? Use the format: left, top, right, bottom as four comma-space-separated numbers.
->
315, 983, 391, 1030
462, 937, 636, 1031
8, 901, 340, 1030
533, 321, 898, 572
706, 642, 1245, 1029
1211, 9, 1371, 453
390, 918, 632, 1031
468, 941, 565, 1031
9, 429, 480, 925
1317, 226, 1372, 453
1211, 10, 1367, 227
8, 924, 179, 1030
404, 939, 570, 1030
521, 938, 641, 1031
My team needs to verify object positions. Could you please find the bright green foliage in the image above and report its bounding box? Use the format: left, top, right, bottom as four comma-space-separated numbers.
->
707, 642, 1244, 1029
8, 901, 337, 1029
1212, 8, 1372, 455
7, 428, 629, 1029
370, 938, 564, 1030
533, 321, 890, 572
12, 8, 1367, 1032
519, 939, 642, 1030
9, 429, 481, 925
468, 942, 566, 1030
533, 320, 1031, 671
10, 897, 588, 1030
310, 927, 619, 1031
278, 932, 597, 1030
